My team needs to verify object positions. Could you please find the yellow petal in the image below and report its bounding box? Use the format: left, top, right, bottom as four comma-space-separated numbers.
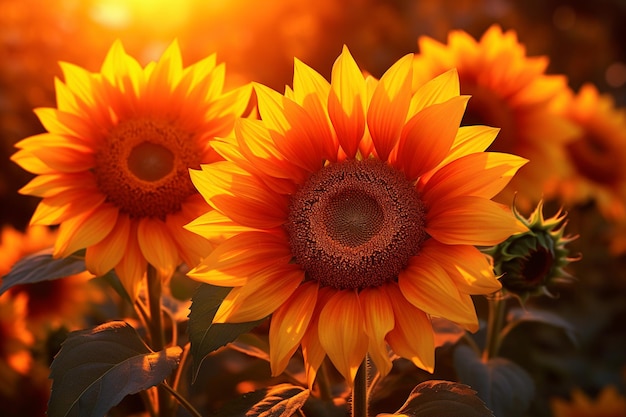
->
360, 287, 395, 377
300, 287, 334, 388
85, 213, 131, 276
367, 54, 413, 161
328, 45, 367, 158
116, 222, 146, 301
189, 162, 288, 229
398, 258, 479, 331
137, 217, 179, 280
318, 290, 368, 385
18, 173, 95, 198
384, 284, 434, 373
54, 203, 119, 258
419, 239, 501, 295
187, 230, 292, 287
184, 209, 258, 245
408, 68, 460, 115
269, 281, 318, 376
29, 188, 106, 226
421, 152, 527, 201
426, 196, 528, 245
213, 264, 303, 323
396, 96, 469, 180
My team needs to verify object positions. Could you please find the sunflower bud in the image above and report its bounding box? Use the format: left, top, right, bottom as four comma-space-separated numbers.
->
486, 201, 578, 301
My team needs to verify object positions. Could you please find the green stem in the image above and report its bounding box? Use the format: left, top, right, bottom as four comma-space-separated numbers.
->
147, 265, 171, 416
352, 359, 369, 417
483, 292, 506, 361
160, 382, 203, 417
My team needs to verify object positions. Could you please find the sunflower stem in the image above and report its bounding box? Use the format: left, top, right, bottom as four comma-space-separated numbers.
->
483, 291, 507, 361
352, 359, 369, 417
147, 265, 171, 417
160, 382, 203, 417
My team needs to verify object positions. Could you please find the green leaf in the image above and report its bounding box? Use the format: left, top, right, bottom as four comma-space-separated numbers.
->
453, 345, 535, 417
383, 380, 494, 417
188, 284, 267, 381
48, 321, 182, 417
246, 384, 309, 417
0, 248, 87, 294
502, 307, 577, 346
92, 269, 133, 304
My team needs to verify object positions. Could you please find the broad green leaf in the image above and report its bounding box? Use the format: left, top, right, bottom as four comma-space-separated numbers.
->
453, 345, 535, 417
379, 380, 494, 417
48, 321, 182, 417
92, 269, 132, 304
188, 283, 267, 381
502, 307, 577, 346
246, 384, 310, 417
0, 248, 87, 294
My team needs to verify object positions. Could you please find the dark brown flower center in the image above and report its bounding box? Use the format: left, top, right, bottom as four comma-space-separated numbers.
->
94, 118, 201, 219
285, 158, 427, 290
566, 130, 625, 186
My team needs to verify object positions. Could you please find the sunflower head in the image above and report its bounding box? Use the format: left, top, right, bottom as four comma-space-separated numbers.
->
486, 200, 578, 301
11, 40, 251, 299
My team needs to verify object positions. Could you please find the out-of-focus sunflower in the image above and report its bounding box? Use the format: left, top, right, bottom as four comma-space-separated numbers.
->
551, 386, 626, 417
186, 46, 527, 385
412, 24, 580, 211
0, 292, 33, 382
0, 225, 100, 333
11, 41, 251, 300
559, 83, 626, 221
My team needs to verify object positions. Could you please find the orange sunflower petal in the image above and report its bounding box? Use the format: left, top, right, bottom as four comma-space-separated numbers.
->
53, 203, 118, 258
420, 152, 527, 201
213, 264, 304, 323
396, 96, 469, 180
116, 222, 146, 301
137, 217, 179, 280
426, 196, 528, 245
384, 284, 435, 373
269, 281, 319, 376
398, 257, 479, 331
367, 53, 413, 161
85, 213, 131, 276
188, 230, 292, 287
328, 45, 367, 158
419, 239, 501, 295
360, 287, 395, 377
408, 68, 460, 116
184, 209, 258, 245
318, 290, 368, 384
190, 162, 288, 229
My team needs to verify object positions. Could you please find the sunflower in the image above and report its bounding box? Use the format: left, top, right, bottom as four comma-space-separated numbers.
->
0, 225, 101, 333
558, 83, 626, 221
186, 46, 527, 385
551, 386, 626, 417
412, 24, 579, 211
11, 40, 251, 300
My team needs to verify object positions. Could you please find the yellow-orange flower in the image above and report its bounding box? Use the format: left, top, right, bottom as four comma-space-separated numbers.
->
559, 84, 626, 221
186, 46, 527, 385
0, 225, 100, 333
551, 386, 626, 417
11, 41, 251, 299
413, 25, 579, 211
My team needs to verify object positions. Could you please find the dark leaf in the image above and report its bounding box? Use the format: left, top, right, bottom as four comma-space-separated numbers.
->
94, 269, 132, 304
48, 321, 182, 417
0, 248, 87, 294
453, 345, 535, 417
384, 380, 494, 417
246, 384, 309, 417
188, 284, 266, 381
502, 307, 577, 346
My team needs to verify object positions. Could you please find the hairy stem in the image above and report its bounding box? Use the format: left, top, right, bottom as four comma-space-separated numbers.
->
352, 359, 369, 417
483, 292, 506, 361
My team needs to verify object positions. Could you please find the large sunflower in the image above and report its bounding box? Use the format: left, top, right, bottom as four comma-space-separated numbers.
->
11, 41, 251, 299
186, 46, 527, 385
413, 25, 579, 211
559, 83, 626, 221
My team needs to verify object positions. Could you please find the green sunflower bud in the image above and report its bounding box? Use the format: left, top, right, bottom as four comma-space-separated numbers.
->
486, 201, 579, 301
